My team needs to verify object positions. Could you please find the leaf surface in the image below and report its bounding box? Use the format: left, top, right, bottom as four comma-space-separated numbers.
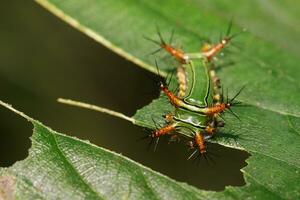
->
15, 0, 300, 199
0, 101, 212, 200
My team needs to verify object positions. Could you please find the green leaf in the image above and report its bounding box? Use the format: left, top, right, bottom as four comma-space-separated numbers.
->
0, 101, 210, 200
134, 98, 300, 199
35, 0, 300, 117
1, 100, 299, 199
32, 0, 300, 199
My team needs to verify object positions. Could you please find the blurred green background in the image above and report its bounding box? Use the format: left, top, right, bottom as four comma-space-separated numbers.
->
0, 1, 249, 191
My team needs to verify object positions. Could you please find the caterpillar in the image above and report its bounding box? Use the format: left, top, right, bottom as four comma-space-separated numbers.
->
145, 22, 244, 159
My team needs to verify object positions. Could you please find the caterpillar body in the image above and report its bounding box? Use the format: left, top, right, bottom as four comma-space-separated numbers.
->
146, 23, 244, 159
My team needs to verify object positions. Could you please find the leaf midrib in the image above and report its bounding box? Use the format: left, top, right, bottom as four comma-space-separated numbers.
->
49, 127, 105, 200
47, 124, 207, 198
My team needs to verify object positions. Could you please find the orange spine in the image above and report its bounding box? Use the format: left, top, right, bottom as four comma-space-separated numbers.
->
162, 45, 186, 63
152, 123, 176, 137
160, 84, 183, 107
205, 125, 215, 135
205, 103, 226, 116
164, 113, 174, 122
194, 132, 206, 154
202, 43, 225, 61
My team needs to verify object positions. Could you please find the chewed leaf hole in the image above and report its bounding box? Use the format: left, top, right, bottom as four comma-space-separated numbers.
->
132, 136, 250, 191
0, 107, 31, 167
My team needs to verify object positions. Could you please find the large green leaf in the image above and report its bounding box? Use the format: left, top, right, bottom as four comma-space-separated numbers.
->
0, 101, 213, 200
1, 100, 298, 200
4, 101, 293, 200
14, 0, 298, 199
35, 0, 300, 117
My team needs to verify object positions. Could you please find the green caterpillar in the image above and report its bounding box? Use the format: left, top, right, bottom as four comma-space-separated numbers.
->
145, 23, 245, 159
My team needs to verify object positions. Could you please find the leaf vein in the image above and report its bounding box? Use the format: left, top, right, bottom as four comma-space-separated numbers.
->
243, 172, 285, 200
250, 150, 299, 169
51, 134, 105, 200
286, 116, 300, 136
